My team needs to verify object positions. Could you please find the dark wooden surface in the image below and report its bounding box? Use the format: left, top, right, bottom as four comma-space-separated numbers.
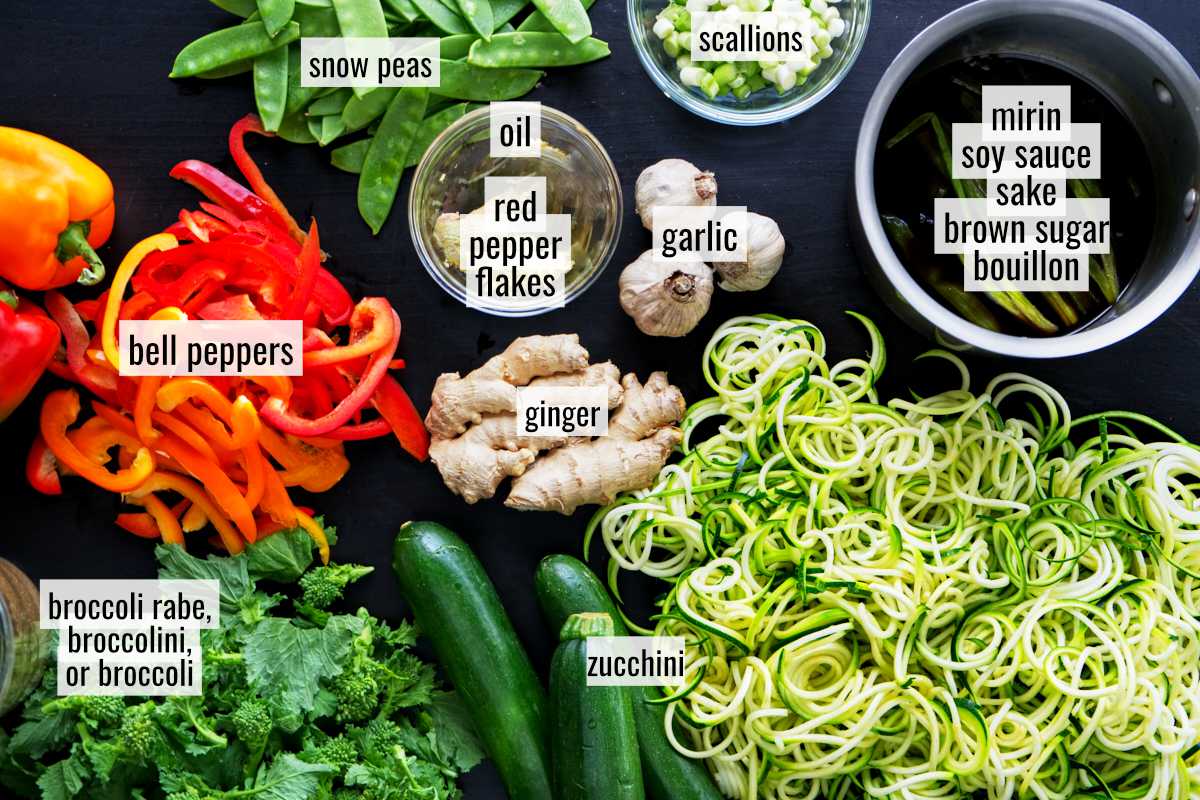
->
1, 1, 1198, 796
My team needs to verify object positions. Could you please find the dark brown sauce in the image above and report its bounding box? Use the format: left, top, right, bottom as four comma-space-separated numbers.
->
875, 55, 1155, 336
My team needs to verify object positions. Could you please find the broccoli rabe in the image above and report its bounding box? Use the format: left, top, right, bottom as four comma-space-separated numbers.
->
0, 529, 480, 800
299, 564, 375, 609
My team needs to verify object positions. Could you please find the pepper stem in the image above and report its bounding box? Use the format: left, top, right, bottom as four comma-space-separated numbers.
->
0, 291, 16, 311
56, 221, 106, 286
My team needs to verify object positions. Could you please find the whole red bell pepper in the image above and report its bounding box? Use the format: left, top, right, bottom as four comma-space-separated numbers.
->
0, 288, 61, 422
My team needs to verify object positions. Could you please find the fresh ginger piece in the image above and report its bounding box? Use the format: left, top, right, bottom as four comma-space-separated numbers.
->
429, 428, 537, 504
425, 334, 590, 439
534, 362, 624, 409
505, 427, 682, 514
609, 372, 686, 440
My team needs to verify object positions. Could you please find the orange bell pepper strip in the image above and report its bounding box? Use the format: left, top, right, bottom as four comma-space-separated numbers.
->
258, 465, 297, 526
128, 472, 243, 555
116, 513, 161, 539
152, 410, 220, 463
152, 430, 257, 543
128, 494, 185, 547
0, 127, 114, 289
181, 502, 208, 533
101, 233, 178, 371
294, 509, 330, 565
134, 377, 163, 444
40, 389, 155, 493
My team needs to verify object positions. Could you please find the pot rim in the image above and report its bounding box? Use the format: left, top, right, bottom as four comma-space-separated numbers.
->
854, 0, 1200, 358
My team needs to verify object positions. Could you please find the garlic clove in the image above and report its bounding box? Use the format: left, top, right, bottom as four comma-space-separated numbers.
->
712, 211, 785, 292
635, 158, 718, 231
619, 250, 714, 337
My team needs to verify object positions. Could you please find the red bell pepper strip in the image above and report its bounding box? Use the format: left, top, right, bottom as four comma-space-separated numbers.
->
282, 221, 320, 320
169, 159, 291, 234
372, 373, 430, 461
197, 294, 264, 321
0, 289, 61, 422
260, 298, 398, 437
229, 115, 306, 244
26, 433, 62, 495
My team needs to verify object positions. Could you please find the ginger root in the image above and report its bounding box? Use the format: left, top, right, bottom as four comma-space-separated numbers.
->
427, 335, 684, 512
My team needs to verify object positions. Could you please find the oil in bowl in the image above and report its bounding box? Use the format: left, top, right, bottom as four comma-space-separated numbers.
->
874, 55, 1156, 337
408, 106, 622, 316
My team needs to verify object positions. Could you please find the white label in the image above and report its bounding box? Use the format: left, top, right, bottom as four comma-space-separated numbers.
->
585, 636, 687, 687
938, 84, 1113, 294
517, 385, 609, 437
300, 37, 440, 87
652, 205, 748, 263
691, 11, 816, 61
118, 320, 302, 376
41, 580, 219, 696
490, 102, 542, 157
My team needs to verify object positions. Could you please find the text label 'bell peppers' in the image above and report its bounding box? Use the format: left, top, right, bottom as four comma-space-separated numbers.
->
27, 116, 430, 558
0, 127, 114, 289
0, 290, 61, 423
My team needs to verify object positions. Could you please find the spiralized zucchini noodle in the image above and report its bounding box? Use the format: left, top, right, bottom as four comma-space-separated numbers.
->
587, 314, 1200, 800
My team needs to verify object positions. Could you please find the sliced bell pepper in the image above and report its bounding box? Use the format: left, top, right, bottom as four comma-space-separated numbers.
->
229, 115, 305, 244
372, 374, 430, 461
41, 389, 155, 493
26, 433, 62, 495
101, 233, 179, 371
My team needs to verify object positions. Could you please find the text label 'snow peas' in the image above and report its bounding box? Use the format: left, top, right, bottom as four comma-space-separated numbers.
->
330, 0, 390, 97
170, 21, 302, 78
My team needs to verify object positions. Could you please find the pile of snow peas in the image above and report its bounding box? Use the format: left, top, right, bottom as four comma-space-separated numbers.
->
172, 0, 609, 233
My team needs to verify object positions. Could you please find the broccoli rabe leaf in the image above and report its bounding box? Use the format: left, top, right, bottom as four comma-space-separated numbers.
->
426, 692, 485, 773
35, 753, 88, 800
247, 754, 332, 800
156, 545, 253, 615
245, 531, 317, 584
243, 615, 364, 721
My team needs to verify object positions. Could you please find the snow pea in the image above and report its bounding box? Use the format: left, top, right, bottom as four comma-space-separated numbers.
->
405, 103, 477, 166
452, 0, 493, 40
293, 2, 341, 35
285, 44, 323, 113
171, 20, 301, 78
253, 45, 290, 132
257, 0, 296, 35
308, 87, 353, 115
432, 60, 542, 100
210, 0, 257, 16
332, 138, 372, 173
467, 33, 608, 67
516, 0, 590, 39
343, 88, 398, 132
492, 0, 529, 27
195, 58, 255, 79
383, 0, 420, 21
411, 0, 471, 35
358, 88, 429, 234
277, 111, 318, 143
318, 114, 347, 145
331, 0, 389, 96
439, 33, 480, 60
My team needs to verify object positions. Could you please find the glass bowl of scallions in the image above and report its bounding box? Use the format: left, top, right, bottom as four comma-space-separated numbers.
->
629, 0, 870, 125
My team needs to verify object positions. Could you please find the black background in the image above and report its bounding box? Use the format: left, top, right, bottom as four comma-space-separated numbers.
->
2, 1, 1198, 797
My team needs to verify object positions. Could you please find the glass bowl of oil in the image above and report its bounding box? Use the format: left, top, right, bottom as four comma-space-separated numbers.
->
408, 106, 623, 317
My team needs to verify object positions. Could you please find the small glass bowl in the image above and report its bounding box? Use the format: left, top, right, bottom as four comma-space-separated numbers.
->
0, 559, 48, 716
629, 0, 872, 125
408, 106, 623, 316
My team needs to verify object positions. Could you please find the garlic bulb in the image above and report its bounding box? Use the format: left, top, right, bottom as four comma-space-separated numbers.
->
712, 211, 785, 291
635, 159, 718, 230
619, 250, 714, 337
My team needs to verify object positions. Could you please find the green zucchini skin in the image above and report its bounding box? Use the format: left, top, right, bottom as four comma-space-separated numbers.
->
535, 555, 724, 800
550, 614, 645, 800
393, 521, 552, 800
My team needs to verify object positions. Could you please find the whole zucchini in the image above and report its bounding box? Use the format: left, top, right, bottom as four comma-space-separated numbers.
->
550, 612, 644, 800
393, 521, 552, 800
535, 555, 724, 800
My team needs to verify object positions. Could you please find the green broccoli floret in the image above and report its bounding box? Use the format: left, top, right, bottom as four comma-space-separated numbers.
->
119, 703, 160, 761
230, 698, 271, 747
332, 666, 380, 723
299, 564, 374, 609
43, 695, 126, 727
311, 734, 358, 772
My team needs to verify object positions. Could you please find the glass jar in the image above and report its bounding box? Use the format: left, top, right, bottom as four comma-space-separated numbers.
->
0, 559, 48, 715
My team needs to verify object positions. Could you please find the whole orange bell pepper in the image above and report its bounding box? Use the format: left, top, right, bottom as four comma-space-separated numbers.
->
0, 127, 115, 290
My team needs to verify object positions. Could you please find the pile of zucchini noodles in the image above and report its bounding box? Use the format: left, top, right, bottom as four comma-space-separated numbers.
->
587, 314, 1200, 800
